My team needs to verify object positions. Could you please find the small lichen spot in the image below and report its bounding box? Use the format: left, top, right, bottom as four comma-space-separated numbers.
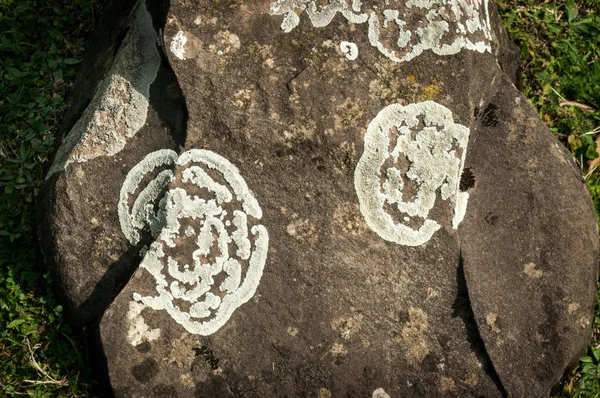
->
438, 377, 456, 393
568, 303, 580, 314
286, 217, 318, 244
170, 30, 187, 60
485, 313, 501, 333
401, 307, 430, 364
372, 388, 391, 398
126, 301, 161, 346
340, 41, 359, 60
523, 262, 543, 278
330, 342, 348, 356
318, 388, 333, 398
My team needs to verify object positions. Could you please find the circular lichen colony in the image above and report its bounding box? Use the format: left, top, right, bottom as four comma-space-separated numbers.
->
118, 149, 269, 335
354, 101, 470, 246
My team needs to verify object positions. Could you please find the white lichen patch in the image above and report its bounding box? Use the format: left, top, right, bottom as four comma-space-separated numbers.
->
119, 149, 269, 336
452, 191, 469, 228
46, 1, 160, 179
330, 342, 349, 356
354, 101, 470, 246
269, 0, 492, 63
340, 41, 359, 60
372, 387, 391, 398
170, 30, 188, 60
126, 301, 161, 346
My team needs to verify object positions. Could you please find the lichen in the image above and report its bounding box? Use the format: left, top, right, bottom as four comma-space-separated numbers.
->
401, 307, 430, 364
333, 203, 367, 235
485, 312, 501, 333
372, 388, 391, 398
329, 342, 348, 356
354, 101, 470, 246
523, 262, 543, 279
170, 30, 188, 60
269, 0, 492, 63
286, 217, 318, 244
126, 301, 161, 346
209, 30, 241, 56
340, 41, 359, 60
438, 377, 456, 393
47, 0, 161, 179
331, 313, 363, 340
119, 149, 269, 336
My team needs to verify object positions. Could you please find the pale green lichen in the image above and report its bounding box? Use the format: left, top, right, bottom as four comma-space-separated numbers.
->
354, 101, 470, 246
119, 149, 178, 245
126, 300, 161, 346
269, 0, 492, 63
340, 41, 359, 60
120, 149, 269, 336
47, 0, 161, 179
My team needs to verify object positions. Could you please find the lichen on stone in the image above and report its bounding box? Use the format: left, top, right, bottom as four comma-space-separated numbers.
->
269, 0, 492, 63
340, 41, 359, 60
372, 387, 391, 398
126, 301, 161, 346
354, 101, 470, 246
47, 0, 161, 178
170, 30, 188, 60
119, 149, 269, 336
401, 307, 430, 364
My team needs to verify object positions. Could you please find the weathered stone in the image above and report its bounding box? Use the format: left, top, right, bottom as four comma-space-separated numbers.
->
460, 74, 599, 397
37, 0, 598, 397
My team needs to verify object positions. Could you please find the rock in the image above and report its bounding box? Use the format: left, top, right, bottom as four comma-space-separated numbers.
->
460, 75, 599, 397
37, 0, 187, 326
37, 0, 598, 397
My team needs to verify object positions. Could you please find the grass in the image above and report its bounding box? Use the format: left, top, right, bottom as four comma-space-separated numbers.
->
0, 0, 99, 396
0, 0, 598, 396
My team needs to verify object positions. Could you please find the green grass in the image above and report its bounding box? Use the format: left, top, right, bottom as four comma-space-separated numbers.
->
0, 0, 99, 396
0, 0, 598, 396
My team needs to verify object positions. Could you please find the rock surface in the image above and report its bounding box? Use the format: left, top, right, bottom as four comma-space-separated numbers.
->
37, 0, 598, 397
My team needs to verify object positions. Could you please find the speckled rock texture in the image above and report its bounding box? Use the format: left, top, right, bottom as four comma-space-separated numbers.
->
37, 0, 598, 397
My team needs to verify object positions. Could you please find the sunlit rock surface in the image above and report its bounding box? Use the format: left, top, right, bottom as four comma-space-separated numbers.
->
37, 0, 598, 397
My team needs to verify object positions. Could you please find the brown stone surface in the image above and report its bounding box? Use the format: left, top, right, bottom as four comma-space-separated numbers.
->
37, 0, 598, 397
460, 74, 599, 397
